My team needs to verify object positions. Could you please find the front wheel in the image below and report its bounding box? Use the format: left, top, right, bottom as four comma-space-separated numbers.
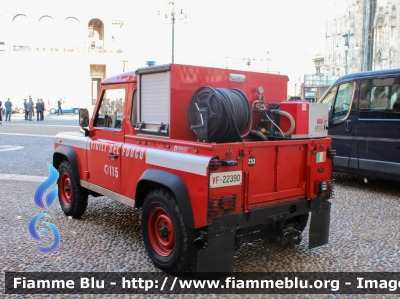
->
58, 160, 88, 217
18, 108, 24, 114
73, 108, 79, 114
50, 108, 56, 114
141, 189, 196, 272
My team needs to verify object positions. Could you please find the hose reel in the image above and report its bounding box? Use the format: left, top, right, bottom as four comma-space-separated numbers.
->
189, 86, 250, 142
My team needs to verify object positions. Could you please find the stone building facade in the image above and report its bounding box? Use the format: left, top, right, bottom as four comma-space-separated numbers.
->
301, 0, 400, 101
0, 0, 135, 109
324, 0, 400, 76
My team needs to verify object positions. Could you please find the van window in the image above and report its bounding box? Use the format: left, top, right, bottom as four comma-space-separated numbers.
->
321, 82, 355, 121
359, 77, 400, 119
332, 82, 355, 120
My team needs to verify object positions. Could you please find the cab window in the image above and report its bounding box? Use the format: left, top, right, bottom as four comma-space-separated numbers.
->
94, 88, 126, 129
130, 89, 138, 125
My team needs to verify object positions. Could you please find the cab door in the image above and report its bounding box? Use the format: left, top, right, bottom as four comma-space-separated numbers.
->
86, 85, 126, 194
320, 81, 357, 171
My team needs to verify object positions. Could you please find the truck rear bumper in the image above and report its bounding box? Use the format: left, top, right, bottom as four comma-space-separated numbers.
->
197, 196, 331, 272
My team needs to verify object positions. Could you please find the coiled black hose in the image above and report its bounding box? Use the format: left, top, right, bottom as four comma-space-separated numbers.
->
189, 86, 250, 142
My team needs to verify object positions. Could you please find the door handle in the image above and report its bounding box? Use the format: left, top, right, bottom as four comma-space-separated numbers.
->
108, 154, 118, 160
345, 120, 351, 132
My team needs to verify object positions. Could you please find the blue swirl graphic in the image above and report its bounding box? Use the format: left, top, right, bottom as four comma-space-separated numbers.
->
28, 213, 60, 253
29, 164, 61, 253
41, 228, 49, 237
34, 163, 59, 209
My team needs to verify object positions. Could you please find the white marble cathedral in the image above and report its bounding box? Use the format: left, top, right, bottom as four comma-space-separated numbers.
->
324, 0, 400, 76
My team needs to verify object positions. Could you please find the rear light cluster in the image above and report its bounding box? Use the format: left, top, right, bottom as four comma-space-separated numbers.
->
327, 147, 336, 159
314, 179, 334, 198
209, 156, 221, 171
208, 195, 236, 220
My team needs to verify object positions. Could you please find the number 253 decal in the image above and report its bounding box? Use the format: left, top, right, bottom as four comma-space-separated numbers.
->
248, 156, 256, 166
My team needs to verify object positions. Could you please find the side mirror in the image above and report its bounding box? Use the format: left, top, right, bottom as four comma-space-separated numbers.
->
79, 109, 89, 127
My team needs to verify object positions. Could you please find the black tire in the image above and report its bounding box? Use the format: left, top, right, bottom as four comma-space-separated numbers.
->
57, 160, 88, 217
141, 188, 197, 272
50, 108, 56, 114
73, 108, 79, 114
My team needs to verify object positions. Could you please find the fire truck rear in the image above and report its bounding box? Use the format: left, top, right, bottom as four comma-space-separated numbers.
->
53, 64, 334, 272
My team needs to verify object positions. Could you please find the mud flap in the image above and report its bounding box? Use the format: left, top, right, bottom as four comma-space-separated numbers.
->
309, 199, 331, 249
197, 228, 235, 272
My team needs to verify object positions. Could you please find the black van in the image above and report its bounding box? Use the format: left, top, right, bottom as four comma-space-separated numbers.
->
319, 68, 400, 182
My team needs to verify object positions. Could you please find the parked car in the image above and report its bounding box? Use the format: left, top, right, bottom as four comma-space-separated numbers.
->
48, 100, 83, 114
1, 105, 23, 114
15, 105, 24, 114
49, 107, 81, 114
318, 68, 400, 182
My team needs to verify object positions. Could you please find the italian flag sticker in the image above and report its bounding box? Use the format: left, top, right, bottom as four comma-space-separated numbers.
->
316, 152, 326, 163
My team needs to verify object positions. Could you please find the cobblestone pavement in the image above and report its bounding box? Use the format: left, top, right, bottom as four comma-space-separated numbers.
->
0, 114, 399, 298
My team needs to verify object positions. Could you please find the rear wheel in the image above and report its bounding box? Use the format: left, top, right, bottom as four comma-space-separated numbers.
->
18, 108, 24, 114
141, 188, 196, 272
73, 108, 79, 114
58, 160, 88, 217
50, 108, 56, 114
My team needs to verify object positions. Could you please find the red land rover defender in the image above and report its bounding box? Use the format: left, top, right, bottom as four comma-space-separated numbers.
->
53, 64, 334, 272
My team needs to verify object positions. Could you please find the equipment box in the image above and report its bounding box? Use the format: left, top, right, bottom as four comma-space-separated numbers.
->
280, 101, 328, 138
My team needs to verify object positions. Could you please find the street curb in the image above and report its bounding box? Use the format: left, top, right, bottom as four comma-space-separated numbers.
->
0, 173, 47, 182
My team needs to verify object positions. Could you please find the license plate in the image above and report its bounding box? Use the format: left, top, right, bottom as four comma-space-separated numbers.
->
210, 171, 242, 188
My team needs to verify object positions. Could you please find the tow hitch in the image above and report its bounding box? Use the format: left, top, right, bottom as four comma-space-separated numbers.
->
281, 227, 302, 245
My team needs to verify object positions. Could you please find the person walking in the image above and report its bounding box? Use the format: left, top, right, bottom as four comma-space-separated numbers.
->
0, 100, 3, 124
23, 99, 28, 120
57, 98, 63, 115
40, 99, 45, 121
29, 95, 35, 117
27, 98, 33, 121
5, 98, 12, 121
36, 99, 43, 121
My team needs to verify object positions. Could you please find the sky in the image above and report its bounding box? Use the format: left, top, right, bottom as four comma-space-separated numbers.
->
129, 0, 330, 94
